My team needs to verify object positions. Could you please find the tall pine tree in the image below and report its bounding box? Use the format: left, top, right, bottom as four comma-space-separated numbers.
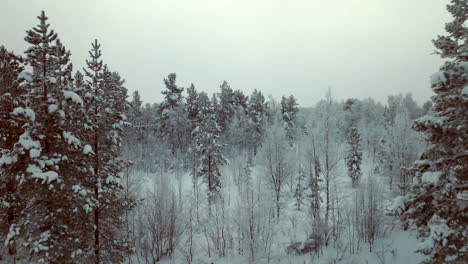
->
402, 1, 467, 262
83, 39, 135, 263
2, 11, 93, 263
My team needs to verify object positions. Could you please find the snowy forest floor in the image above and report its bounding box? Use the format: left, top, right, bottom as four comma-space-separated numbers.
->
125, 154, 425, 264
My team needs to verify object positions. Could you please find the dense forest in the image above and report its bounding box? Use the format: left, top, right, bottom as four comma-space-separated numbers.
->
0, 1, 466, 263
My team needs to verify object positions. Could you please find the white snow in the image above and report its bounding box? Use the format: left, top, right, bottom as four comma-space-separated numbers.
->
13, 107, 36, 121
72, 185, 87, 196
63, 131, 81, 145
462, 85, 468, 95
0, 154, 17, 166
32, 171, 59, 184
430, 71, 445, 87
48, 76, 57, 84
5, 224, 20, 246
421, 171, 442, 184
418, 215, 452, 253
48, 104, 58, 113
389, 195, 409, 215
33, 231, 51, 252
63, 90, 83, 105
414, 159, 432, 166
29, 148, 41, 158
19, 131, 41, 150
83, 144, 93, 154
416, 115, 447, 126
17, 71, 32, 82
83, 204, 92, 213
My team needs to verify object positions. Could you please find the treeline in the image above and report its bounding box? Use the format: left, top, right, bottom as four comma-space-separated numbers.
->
1, 0, 466, 262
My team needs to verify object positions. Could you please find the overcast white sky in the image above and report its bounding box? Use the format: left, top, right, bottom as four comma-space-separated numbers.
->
1, 0, 450, 106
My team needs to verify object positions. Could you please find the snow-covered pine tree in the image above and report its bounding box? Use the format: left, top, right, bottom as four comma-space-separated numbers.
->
233, 89, 248, 111
225, 106, 250, 152
83, 39, 135, 263
402, 1, 467, 262
0, 46, 26, 257
130, 90, 142, 118
281, 95, 299, 142
1, 11, 94, 263
186, 83, 199, 128
346, 127, 362, 187
247, 89, 267, 155
293, 165, 307, 211
124, 90, 144, 143
161, 72, 183, 110
217, 80, 235, 132
157, 73, 190, 153
74, 70, 84, 88
342, 98, 361, 137
191, 102, 226, 216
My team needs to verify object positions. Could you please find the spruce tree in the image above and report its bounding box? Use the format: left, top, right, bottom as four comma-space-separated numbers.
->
345, 127, 362, 187
402, 1, 467, 262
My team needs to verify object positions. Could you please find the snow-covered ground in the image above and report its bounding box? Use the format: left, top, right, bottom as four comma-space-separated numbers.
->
126, 154, 425, 264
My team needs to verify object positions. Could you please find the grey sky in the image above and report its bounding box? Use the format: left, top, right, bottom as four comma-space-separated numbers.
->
1, 0, 450, 106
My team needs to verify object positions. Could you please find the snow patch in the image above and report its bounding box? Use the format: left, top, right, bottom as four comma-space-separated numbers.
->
33, 231, 51, 252
5, 224, 20, 247
48, 76, 57, 84
418, 215, 452, 252
13, 107, 36, 121
430, 71, 445, 87
83, 204, 92, 213
19, 131, 41, 150
30, 148, 41, 158
48, 104, 58, 113
17, 71, 32, 82
421, 171, 442, 184
462, 85, 468, 95
63, 131, 81, 145
72, 185, 87, 196
389, 195, 408, 215
0, 154, 17, 166
83, 144, 93, 154
63, 90, 83, 105
416, 115, 447, 126
32, 171, 59, 184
